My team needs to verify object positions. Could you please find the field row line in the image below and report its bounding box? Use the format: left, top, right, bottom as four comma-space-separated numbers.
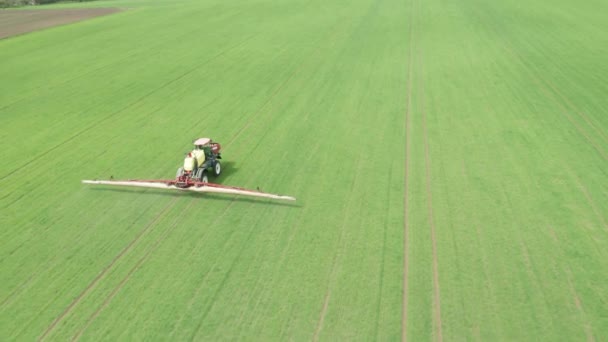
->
38, 198, 179, 341
466, 0, 608, 229
186, 200, 275, 341
0, 33, 258, 184
225, 13, 351, 150
166, 198, 242, 337
0, 6, 251, 114
401, 0, 415, 339
545, 226, 595, 341
312, 152, 364, 341
70, 198, 200, 341
473, 28, 597, 337
417, 22, 444, 342
232, 138, 324, 336
4, 199, 161, 339
467, 0, 608, 161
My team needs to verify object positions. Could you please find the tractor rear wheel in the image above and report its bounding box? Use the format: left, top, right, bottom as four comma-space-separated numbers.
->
214, 161, 221, 176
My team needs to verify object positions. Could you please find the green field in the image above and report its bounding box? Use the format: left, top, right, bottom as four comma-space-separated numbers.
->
1, 0, 607, 340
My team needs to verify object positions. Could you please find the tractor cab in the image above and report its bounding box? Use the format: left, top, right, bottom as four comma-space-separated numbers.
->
176, 138, 222, 186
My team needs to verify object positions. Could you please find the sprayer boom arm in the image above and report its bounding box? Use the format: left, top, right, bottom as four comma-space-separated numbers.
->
82, 179, 296, 201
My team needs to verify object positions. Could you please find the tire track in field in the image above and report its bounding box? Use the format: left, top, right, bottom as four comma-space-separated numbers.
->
0, 33, 257, 183
418, 33, 443, 342
465, 1, 608, 162
70, 199, 199, 341
545, 226, 595, 341
312, 155, 363, 342
38, 198, 179, 341
401, 0, 415, 339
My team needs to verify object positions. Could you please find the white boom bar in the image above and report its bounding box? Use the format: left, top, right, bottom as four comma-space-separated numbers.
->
82, 180, 296, 201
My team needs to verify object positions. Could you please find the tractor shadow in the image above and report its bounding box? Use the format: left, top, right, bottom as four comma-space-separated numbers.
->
212, 161, 237, 183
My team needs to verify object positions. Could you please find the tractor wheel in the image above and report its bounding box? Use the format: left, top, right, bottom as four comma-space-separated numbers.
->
194, 168, 201, 179
201, 171, 209, 184
176, 167, 184, 178
213, 161, 221, 176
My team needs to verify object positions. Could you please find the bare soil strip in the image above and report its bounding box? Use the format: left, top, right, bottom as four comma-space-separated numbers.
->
401, 0, 415, 340
0, 8, 121, 40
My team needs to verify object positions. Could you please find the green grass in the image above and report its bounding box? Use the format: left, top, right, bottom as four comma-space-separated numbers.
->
1, 0, 607, 340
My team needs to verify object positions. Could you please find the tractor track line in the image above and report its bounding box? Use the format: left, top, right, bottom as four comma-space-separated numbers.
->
401, 0, 415, 339
71, 199, 197, 341
419, 41, 443, 342
0, 33, 257, 183
38, 198, 179, 341
313, 154, 363, 341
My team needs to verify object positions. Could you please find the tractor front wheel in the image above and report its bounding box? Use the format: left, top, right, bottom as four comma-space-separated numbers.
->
201, 171, 209, 184
214, 161, 221, 176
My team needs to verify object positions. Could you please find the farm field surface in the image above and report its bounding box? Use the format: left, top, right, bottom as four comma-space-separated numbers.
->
1, 0, 607, 340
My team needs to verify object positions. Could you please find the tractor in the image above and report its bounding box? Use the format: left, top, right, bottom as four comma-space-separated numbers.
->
175, 138, 222, 187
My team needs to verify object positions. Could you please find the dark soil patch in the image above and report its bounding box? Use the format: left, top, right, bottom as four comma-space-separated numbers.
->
0, 8, 121, 40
